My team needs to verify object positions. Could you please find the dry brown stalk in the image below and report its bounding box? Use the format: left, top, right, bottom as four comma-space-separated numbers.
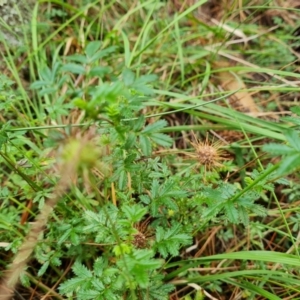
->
0, 134, 96, 300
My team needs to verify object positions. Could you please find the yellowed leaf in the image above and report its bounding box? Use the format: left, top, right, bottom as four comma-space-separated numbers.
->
214, 61, 260, 115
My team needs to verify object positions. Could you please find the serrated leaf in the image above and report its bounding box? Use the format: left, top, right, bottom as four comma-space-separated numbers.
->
84, 210, 102, 223
275, 177, 290, 185
160, 180, 187, 198
130, 74, 157, 95
149, 282, 174, 300
263, 143, 295, 155
124, 153, 137, 165
155, 224, 192, 258
132, 115, 145, 131
123, 68, 135, 86
89, 66, 111, 77
103, 267, 119, 278
91, 278, 105, 291
284, 129, 300, 151
77, 289, 100, 299
237, 206, 249, 226
57, 227, 71, 245
250, 204, 267, 217
62, 63, 86, 74
134, 267, 149, 288
85, 41, 102, 58
151, 179, 160, 199
20, 272, 30, 288
91, 46, 117, 61
70, 231, 80, 245
139, 135, 152, 156
244, 177, 253, 186
51, 256, 62, 267
113, 243, 132, 256
202, 201, 224, 220
93, 258, 104, 277
38, 261, 49, 277
122, 204, 147, 222
225, 201, 239, 224
72, 261, 93, 278
65, 54, 87, 64
117, 250, 161, 288
118, 169, 127, 190
150, 132, 173, 147
155, 226, 164, 242
140, 194, 150, 204
91, 82, 123, 105
142, 120, 167, 134
59, 276, 89, 294
123, 132, 137, 149
277, 153, 300, 175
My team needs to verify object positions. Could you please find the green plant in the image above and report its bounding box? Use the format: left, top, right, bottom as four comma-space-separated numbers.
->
263, 107, 300, 176
2, 1, 300, 299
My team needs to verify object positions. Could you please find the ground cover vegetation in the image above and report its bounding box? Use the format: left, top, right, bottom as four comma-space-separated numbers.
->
0, 0, 300, 299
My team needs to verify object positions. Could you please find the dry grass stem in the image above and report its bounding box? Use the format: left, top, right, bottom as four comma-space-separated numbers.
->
0, 131, 97, 300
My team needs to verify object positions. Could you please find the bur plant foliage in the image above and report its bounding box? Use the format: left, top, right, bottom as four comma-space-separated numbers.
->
2, 29, 300, 299
34, 42, 278, 298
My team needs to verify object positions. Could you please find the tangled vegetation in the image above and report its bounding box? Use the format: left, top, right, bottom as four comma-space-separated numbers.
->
1, 1, 300, 299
